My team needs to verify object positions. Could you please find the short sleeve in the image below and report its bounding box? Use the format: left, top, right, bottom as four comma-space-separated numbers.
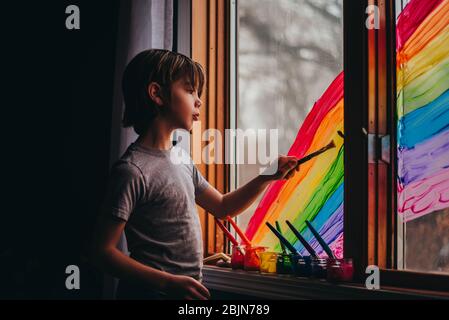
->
192, 164, 210, 197
101, 162, 146, 221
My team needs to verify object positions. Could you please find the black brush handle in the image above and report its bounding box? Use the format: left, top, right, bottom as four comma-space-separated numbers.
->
295, 141, 335, 168
285, 220, 318, 258
305, 220, 335, 259
275, 221, 287, 254
266, 222, 301, 256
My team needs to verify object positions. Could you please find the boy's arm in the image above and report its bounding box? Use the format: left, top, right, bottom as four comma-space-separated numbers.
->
196, 155, 299, 219
91, 215, 210, 300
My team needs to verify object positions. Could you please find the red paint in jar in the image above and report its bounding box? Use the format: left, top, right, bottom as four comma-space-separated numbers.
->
326, 258, 354, 282
231, 245, 245, 269
243, 246, 267, 271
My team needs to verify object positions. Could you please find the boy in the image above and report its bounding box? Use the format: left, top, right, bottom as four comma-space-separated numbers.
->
92, 49, 299, 300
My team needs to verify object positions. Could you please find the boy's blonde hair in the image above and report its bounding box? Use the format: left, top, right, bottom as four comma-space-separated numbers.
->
122, 49, 205, 135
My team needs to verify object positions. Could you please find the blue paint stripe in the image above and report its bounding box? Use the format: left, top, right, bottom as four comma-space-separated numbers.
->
398, 89, 449, 149
293, 183, 343, 253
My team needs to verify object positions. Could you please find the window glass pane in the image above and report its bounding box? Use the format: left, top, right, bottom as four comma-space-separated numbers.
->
396, 0, 449, 273
235, 0, 344, 258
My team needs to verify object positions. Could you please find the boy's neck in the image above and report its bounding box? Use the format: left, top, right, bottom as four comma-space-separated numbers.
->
136, 119, 174, 151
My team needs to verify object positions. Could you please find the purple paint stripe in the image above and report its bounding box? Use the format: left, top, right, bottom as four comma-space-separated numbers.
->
398, 129, 449, 186
301, 203, 343, 256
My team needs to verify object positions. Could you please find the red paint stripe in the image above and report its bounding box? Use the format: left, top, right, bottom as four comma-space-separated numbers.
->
396, 0, 443, 51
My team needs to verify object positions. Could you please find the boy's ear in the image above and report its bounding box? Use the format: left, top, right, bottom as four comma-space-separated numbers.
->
147, 82, 164, 106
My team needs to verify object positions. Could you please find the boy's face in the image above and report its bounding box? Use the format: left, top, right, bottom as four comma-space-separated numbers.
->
167, 77, 202, 131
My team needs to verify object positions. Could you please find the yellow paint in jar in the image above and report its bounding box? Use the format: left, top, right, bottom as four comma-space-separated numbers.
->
259, 252, 278, 273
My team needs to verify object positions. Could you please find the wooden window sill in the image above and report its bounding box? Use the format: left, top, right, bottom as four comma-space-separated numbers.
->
203, 266, 449, 300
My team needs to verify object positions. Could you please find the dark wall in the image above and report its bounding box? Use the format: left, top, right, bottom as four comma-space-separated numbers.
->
1, 1, 120, 299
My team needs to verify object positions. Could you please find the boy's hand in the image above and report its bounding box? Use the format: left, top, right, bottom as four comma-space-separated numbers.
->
164, 274, 211, 300
263, 155, 299, 181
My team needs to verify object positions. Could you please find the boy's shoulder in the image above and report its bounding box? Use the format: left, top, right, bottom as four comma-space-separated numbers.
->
109, 144, 150, 178
115, 143, 154, 168
112, 143, 198, 179
110, 158, 144, 181
112, 143, 177, 172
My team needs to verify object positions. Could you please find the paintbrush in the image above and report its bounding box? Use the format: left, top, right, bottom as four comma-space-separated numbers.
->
215, 218, 238, 246
265, 222, 302, 257
337, 130, 345, 139
275, 221, 287, 254
295, 140, 336, 169
215, 218, 245, 255
305, 220, 336, 259
226, 216, 252, 246
285, 220, 318, 258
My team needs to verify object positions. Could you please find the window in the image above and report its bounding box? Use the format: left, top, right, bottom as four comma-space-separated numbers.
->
233, 0, 344, 257
395, 0, 449, 274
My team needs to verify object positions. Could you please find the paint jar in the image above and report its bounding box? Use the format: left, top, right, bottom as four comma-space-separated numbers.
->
290, 254, 301, 275
310, 258, 328, 279
244, 246, 267, 271
276, 253, 293, 274
259, 252, 278, 274
231, 245, 245, 270
292, 255, 312, 277
326, 258, 354, 282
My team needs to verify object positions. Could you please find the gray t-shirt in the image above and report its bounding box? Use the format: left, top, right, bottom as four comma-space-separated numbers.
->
101, 142, 210, 281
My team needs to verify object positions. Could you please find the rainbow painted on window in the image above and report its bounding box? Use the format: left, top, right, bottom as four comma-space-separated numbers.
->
245, 72, 344, 258
397, 0, 449, 223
